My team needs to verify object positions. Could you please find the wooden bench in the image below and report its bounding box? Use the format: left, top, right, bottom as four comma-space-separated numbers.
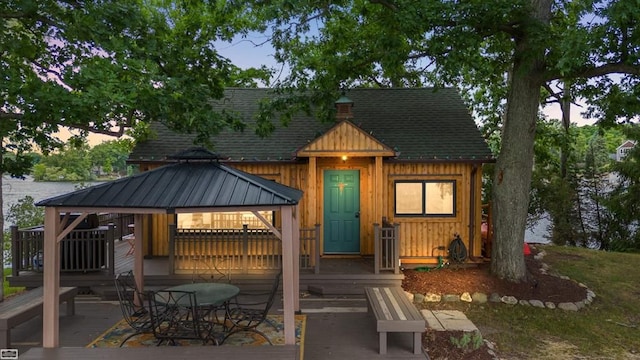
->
364, 286, 425, 355
0, 286, 78, 348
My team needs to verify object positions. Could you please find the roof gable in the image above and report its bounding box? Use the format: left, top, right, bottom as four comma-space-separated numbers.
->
617, 140, 636, 150
296, 120, 395, 157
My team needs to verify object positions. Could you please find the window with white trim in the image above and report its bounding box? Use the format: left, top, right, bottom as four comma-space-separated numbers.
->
395, 180, 456, 217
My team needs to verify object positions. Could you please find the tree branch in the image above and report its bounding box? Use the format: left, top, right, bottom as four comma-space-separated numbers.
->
67, 123, 127, 137
0, 112, 23, 120
369, 0, 398, 11
545, 63, 640, 82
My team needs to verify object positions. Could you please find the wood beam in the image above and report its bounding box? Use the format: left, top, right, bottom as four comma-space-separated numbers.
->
281, 206, 296, 345
43, 207, 60, 348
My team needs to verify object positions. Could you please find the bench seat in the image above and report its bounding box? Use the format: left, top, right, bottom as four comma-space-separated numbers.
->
364, 286, 425, 355
0, 286, 78, 348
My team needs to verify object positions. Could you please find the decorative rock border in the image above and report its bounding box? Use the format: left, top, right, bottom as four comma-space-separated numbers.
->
406, 245, 596, 311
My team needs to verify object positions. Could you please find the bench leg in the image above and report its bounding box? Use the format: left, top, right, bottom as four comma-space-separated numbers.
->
66, 298, 76, 316
379, 331, 387, 355
1, 328, 9, 349
413, 332, 422, 354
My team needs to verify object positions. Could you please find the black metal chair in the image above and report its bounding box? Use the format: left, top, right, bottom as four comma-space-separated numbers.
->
114, 271, 153, 347
147, 290, 220, 346
191, 254, 231, 284
222, 270, 282, 345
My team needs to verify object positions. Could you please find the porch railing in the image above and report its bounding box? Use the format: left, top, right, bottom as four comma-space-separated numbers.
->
11, 224, 116, 276
373, 221, 400, 274
300, 224, 321, 274
169, 224, 320, 275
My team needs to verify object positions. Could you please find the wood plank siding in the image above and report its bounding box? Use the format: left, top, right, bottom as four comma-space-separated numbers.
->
141, 157, 483, 264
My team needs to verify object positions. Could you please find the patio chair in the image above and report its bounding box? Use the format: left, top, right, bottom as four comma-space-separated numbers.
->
191, 254, 231, 284
147, 289, 221, 346
114, 271, 153, 347
222, 269, 282, 345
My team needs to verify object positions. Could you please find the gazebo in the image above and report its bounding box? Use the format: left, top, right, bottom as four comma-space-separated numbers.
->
35, 149, 303, 348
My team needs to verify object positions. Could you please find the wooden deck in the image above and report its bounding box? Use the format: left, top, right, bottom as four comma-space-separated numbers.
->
8, 239, 404, 297
21, 345, 300, 360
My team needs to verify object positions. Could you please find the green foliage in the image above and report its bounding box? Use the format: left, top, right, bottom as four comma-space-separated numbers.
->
254, 0, 640, 281
6, 196, 44, 228
602, 126, 640, 252
3, 196, 45, 269
1, 0, 270, 180
30, 139, 134, 181
449, 331, 484, 352
3, 268, 25, 298
89, 139, 134, 178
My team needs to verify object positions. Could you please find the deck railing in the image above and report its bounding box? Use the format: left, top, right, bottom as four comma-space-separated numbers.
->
97, 213, 135, 240
11, 224, 116, 276
373, 221, 400, 274
169, 224, 320, 275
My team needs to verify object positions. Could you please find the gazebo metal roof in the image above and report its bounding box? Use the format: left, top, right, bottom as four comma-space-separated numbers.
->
36, 148, 302, 212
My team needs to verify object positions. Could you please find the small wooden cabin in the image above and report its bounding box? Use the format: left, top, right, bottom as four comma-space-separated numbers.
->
128, 88, 494, 268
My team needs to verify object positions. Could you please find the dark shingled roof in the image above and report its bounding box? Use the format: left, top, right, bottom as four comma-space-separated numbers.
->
36, 152, 303, 210
128, 88, 494, 163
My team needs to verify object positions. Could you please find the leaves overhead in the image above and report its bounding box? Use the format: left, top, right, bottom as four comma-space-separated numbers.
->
1, 0, 271, 176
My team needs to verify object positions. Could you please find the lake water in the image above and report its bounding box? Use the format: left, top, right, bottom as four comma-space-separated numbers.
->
2, 176, 100, 230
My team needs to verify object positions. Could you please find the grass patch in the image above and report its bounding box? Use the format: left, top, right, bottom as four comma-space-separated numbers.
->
424, 246, 640, 359
3, 268, 25, 298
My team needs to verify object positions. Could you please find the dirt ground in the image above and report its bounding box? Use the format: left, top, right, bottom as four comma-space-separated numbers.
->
401, 246, 588, 359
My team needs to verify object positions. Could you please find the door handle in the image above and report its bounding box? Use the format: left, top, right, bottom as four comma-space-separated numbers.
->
355, 211, 360, 218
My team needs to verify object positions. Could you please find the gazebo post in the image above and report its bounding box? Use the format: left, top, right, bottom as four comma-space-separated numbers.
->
134, 213, 145, 303
281, 206, 296, 345
293, 205, 300, 313
43, 207, 61, 348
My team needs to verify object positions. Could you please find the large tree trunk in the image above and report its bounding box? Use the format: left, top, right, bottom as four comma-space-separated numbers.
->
491, 0, 552, 282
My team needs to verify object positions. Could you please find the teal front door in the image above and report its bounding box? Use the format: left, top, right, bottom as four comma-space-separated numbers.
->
323, 170, 360, 253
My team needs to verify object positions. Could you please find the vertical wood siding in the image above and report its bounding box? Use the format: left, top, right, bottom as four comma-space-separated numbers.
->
142, 159, 483, 263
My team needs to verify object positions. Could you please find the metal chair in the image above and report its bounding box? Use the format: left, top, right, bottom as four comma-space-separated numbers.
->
222, 270, 282, 345
191, 253, 231, 283
114, 271, 153, 347
147, 290, 220, 346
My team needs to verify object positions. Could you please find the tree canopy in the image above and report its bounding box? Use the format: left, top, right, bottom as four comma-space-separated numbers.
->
0, 1, 272, 299
253, 0, 640, 281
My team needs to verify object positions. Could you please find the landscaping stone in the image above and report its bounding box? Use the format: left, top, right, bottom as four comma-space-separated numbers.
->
471, 292, 488, 304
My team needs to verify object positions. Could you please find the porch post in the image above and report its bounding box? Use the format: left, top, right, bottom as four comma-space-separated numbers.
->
374, 223, 380, 274
43, 207, 60, 348
281, 206, 296, 345
374, 156, 383, 224
314, 224, 320, 274
308, 157, 317, 227
394, 223, 400, 274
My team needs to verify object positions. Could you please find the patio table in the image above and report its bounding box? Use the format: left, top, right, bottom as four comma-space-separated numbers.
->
165, 283, 240, 328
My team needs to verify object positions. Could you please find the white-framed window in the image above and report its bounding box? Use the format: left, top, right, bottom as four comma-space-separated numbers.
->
395, 180, 456, 217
